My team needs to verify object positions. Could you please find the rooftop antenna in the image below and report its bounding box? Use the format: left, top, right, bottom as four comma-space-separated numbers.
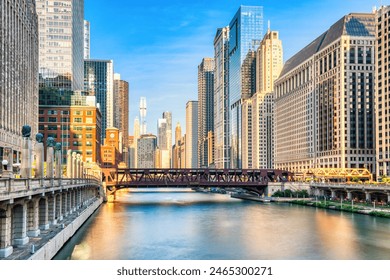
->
268, 20, 271, 33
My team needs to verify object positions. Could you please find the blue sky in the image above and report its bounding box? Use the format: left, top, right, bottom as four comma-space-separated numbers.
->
85, 0, 385, 136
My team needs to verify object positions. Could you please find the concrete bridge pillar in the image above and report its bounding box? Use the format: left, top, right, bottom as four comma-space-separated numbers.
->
0, 206, 13, 258
331, 190, 336, 199
365, 192, 371, 202
27, 198, 40, 237
72, 152, 77, 179
38, 198, 49, 230
55, 194, 63, 222
48, 195, 57, 225
12, 203, 29, 246
34, 134, 44, 178
66, 150, 72, 178
46, 138, 55, 178
347, 191, 353, 200
21, 133, 32, 178
55, 144, 62, 179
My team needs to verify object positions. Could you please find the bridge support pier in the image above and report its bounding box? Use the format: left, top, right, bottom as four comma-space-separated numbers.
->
0, 207, 13, 258
12, 204, 29, 247
365, 192, 371, 202
331, 190, 336, 199
347, 191, 352, 200
27, 199, 40, 237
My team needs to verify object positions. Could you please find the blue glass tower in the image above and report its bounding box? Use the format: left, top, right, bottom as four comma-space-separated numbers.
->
228, 6, 263, 168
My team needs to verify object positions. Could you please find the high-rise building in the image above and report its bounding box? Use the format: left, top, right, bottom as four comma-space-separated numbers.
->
198, 58, 215, 168
84, 59, 114, 142
213, 26, 230, 169
376, 6, 390, 178
140, 97, 147, 135
274, 13, 375, 174
243, 29, 283, 169
137, 134, 157, 168
228, 5, 263, 168
113, 73, 129, 153
162, 111, 172, 167
0, 0, 39, 165
84, 20, 90, 59
39, 90, 102, 164
186, 101, 198, 168
173, 122, 182, 168
128, 135, 135, 168
36, 0, 84, 91
133, 117, 140, 168
157, 118, 169, 168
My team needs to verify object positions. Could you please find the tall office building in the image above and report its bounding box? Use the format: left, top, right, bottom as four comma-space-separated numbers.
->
173, 122, 182, 168
186, 101, 199, 168
157, 117, 169, 168
243, 29, 283, 169
84, 59, 114, 142
137, 134, 157, 168
113, 73, 129, 152
213, 26, 230, 169
133, 117, 140, 168
36, 0, 84, 91
162, 111, 172, 167
0, 0, 39, 164
140, 97, 147, 135
228, 5, 263, 168
198, 58, 215, 167
274, 13, 375, 174
84, 20, 90, 59
376, 6, 390, 178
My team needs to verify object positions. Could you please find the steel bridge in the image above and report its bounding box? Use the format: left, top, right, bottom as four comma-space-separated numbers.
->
103, 168, 293, 196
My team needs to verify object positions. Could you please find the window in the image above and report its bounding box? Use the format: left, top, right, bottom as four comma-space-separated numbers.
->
48, 117, 57, 122
74, 117, 82, 123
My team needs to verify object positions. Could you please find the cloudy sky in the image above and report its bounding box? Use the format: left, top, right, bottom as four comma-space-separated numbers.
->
85, 0, 385, 136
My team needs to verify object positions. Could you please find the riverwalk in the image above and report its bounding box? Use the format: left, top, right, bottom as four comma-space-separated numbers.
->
1, 198, 102, 260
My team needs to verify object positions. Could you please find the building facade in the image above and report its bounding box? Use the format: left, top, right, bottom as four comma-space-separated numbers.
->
36, 0, 84, 91
243, 29, 283, 169
84, 20, 90, 59
274, 13, 376, 174
0, 0, 39, 165
113, 73, 129, 154
213, 26, 230, 169
376, 6, 390, 178
84, 59, 114, 142
137, 134, 157, 168
39, 90, 102, 165
228, 5, 263, 168
198, 58, 215, 167
185, 101, 198, 168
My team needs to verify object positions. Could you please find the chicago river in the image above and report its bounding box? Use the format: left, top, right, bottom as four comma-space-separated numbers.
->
53, 189, 390, 260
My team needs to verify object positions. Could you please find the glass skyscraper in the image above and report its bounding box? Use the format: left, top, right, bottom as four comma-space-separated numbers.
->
84, 59, 114, 142
36, 0, 84, 91
228, 6, 263, 168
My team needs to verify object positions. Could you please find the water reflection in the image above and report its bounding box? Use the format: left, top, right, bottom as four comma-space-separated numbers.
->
54, 189, 390, 260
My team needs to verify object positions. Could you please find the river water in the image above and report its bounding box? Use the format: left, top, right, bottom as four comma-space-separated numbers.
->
53, 189, 390, 260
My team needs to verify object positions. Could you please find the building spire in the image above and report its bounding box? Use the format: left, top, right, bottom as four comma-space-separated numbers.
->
268, 20, 271, 33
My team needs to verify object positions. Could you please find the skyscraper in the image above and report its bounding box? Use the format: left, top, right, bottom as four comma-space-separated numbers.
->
243, 28, 283, 169
157, 118, 169, 168
213, 26, 230, 169
228, 5, 263, 168
140, 97, 147, 135
186, 101, 199, 168
198, 58, 215, 168
84, 20, 91, 59
36, 0, 84, 91
0, 0, 39, 163
113, 73, 129, 152
274, 13, 375, 174
162, 111, 172, 167
133, 117, 140, 168
376, 6, 390, 178
84, 59, 114, 142
137, 134, 157, 168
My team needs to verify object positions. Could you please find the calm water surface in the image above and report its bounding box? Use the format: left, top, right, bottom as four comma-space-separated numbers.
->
54, 189, 390, 260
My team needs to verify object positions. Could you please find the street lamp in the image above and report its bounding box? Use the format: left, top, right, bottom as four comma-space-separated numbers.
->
2, 159, 8, 171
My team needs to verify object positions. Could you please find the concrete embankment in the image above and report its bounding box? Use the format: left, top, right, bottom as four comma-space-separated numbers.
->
28, 198, 103, 260
5, 198, 103, 260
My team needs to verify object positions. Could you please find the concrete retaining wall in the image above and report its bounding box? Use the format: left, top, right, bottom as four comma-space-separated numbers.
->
28, 198, 103, 260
